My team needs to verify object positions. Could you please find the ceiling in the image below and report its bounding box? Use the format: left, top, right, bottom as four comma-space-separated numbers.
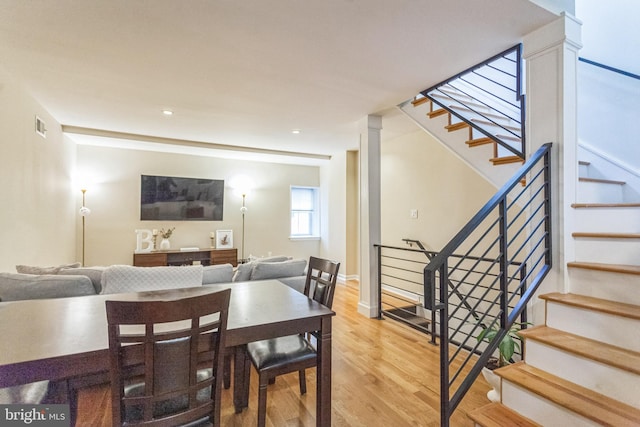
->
0, 0, 558, 165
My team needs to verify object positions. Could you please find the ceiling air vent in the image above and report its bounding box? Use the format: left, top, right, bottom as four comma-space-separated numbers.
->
35, 115, 47, 138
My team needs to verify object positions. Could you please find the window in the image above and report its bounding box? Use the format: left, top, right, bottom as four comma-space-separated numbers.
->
290, 186, 319, 239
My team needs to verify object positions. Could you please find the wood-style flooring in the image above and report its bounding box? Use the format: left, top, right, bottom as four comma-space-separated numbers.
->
75, 282, 491, 426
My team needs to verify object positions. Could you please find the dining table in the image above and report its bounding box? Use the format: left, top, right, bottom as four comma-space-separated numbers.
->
0, 279, 335, 426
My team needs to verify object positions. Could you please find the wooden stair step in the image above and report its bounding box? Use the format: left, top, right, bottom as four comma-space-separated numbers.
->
572, 202, 640, 208
445, 121, 470, 131
489, 156, 524, 165
496, 362, 640, 426
466, 137, 494, 147
539, 292, 640, 320
411, 96, 429, 107
427, 108, 448, 118
579, 177, 626, 185
468, 402, 542, 427
567, 261, 640, 276
519, 325, 640, 375
573, 232, 640, 239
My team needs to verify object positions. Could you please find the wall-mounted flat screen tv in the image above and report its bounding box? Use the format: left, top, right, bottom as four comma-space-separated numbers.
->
140, 175, 224, 221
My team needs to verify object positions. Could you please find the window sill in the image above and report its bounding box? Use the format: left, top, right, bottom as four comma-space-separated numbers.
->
289, 236, 320, 241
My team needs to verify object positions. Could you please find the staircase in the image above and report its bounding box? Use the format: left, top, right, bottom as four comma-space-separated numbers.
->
399, 45, 526, 190
469, 160, 640, 425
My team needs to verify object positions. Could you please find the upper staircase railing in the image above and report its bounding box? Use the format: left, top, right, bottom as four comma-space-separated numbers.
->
424, 143, 553, 426
420, 44, 526, 159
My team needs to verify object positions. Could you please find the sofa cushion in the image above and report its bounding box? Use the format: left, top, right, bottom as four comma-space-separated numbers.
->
16, 262, 81, 275
277, 276, 307, 294
232, 256, 293, 282
0, 273, 96, 301
232, 262, 254, 282
250, 259, 307, 281
253, 255, 291, 263
101, 265, 203, 295
59, 266, 107, 294
202, 264, 234, 285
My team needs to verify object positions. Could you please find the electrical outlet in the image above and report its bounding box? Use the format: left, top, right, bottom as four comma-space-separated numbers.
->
410, 209, 418, 219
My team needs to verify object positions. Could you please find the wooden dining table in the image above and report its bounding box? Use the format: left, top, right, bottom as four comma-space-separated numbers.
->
0, 280, 335, 426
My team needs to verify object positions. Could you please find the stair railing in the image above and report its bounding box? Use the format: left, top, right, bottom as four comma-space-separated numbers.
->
425, 143, 553, 426
374, 242, 438, 335
420, 44, 526, 159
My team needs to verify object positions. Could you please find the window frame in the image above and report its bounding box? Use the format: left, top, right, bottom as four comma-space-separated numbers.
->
289, 185, 320, 240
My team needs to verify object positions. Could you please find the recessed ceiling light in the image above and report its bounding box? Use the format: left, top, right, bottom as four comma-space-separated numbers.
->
162, 110, 173, 116
292, 129, 301, 134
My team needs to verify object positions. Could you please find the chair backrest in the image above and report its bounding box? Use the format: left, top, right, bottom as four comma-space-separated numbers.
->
303, 256, 340, 309
106, 289, 231, 427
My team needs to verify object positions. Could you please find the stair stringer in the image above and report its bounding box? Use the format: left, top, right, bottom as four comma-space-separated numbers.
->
397, 100, 519, 190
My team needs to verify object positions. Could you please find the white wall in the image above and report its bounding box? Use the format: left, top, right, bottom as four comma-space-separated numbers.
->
381, 129, 496, 251
0, 66, 77, 272
77, 144, 322, 266
319, 150, 347, 274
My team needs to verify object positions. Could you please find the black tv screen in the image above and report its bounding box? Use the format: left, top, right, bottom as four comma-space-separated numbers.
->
140, 175, 224, 221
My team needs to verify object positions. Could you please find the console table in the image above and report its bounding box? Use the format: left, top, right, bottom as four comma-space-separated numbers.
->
133, 248, 238, 267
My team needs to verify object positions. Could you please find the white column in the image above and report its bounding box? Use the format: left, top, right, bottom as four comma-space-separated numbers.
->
358, 115, 382, 318
523, 12, 582, 323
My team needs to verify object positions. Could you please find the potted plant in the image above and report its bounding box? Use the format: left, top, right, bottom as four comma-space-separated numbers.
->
476, 322, 529, 402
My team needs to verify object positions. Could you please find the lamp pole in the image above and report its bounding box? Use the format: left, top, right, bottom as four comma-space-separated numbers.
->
79, 189, 91, 266
240, 193, 247, 263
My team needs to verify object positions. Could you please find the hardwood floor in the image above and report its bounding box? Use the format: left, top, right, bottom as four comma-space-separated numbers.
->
76, 282, 491, 426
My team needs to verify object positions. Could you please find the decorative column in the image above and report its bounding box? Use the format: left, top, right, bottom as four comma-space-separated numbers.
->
523, 12, 582, 321
358, 115, 382, 318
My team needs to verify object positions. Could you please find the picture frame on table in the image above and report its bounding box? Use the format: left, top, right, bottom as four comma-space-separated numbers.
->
216, 230, 233, 249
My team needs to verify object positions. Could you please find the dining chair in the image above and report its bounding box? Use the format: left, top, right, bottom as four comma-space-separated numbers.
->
106, 289, 231, 427
246, 256, 340, 427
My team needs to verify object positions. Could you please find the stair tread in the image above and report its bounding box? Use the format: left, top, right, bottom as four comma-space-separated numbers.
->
427, 108, 448, 118
466, 137, 494, 147
539, 292, 640, 320
468, 402, 542, 427
520, 325, 640, 375
411, 96, 429, 106
496, 362, 640, 426
572, 202, 640, 208
567, 261, 640, 276
445, 122, 470, 131
490, 156, 524, 165
579, 177, 626, 185
572, 232, 640, 239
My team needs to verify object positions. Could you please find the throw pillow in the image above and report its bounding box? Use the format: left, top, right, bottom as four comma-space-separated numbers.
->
232, 262, 254, 282
0, 273, 95, 301
16, 262, 81, 275
58, 266, 107, 294
202, 264, 234, 284
250, 259, 307, 281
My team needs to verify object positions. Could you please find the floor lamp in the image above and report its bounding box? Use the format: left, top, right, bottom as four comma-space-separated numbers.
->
240, 193, 247, 263
79, 189, 91, 266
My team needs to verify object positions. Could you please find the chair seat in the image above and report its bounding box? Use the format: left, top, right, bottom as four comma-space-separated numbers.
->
247, 335, 316, 372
